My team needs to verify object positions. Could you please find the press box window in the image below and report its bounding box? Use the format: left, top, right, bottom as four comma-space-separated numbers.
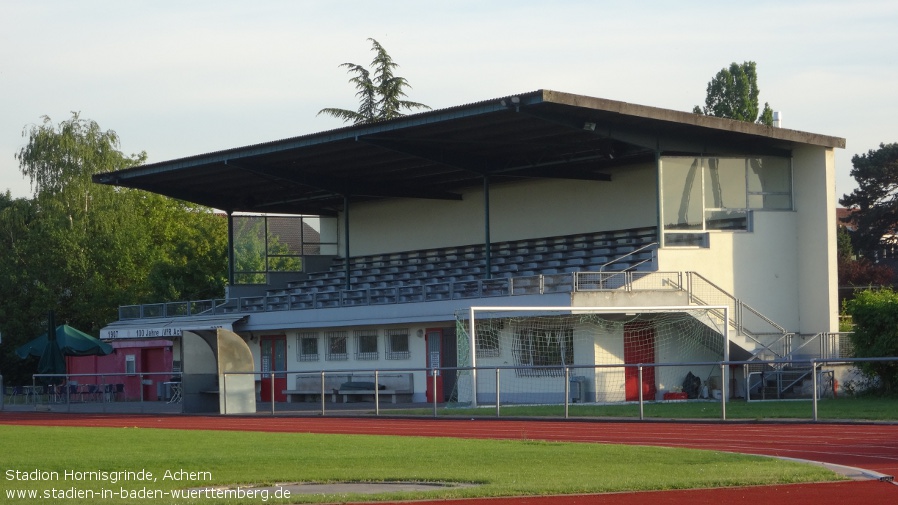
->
661, 155, 791, 246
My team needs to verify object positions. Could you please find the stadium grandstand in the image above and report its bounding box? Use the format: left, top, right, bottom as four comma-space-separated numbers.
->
94, 90, 845, 413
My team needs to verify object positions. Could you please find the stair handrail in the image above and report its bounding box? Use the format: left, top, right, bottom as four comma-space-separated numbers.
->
599, 242, 658, 273
685, 272, 790, 361
687, 272, 788, 334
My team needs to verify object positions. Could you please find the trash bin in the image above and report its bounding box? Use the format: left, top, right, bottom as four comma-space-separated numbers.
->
570, 376, 588, 403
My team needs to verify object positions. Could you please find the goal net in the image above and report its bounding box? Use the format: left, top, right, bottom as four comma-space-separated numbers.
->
451, 305, 729, 407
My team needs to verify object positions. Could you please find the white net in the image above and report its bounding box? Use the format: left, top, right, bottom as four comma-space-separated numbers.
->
453, 306, 728, 406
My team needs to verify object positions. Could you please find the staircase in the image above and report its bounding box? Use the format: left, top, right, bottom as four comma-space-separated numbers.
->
577, 269, 796, 362
682, 272, 793, 362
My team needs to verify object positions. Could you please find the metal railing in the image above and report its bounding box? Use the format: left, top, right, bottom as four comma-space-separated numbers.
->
684, 272, 792, 362
599, 241, 658, 272
119, 299, 231, 320
13, 372, 182, 413
117, 243, 660, 319
15, 357, 896, 422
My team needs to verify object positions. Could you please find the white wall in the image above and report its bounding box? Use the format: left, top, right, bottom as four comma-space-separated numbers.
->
657, 214, 800, 331
278, 325, 430, 402
341, 163, 658, 256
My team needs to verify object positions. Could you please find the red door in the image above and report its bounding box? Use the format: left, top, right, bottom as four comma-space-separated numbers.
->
624, 323, 656, 401
425, 329, 443, 403
142, 348, 165, 401
260, 335, 287, 402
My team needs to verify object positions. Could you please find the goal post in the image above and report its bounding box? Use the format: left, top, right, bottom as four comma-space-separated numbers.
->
457, 305, 730, 408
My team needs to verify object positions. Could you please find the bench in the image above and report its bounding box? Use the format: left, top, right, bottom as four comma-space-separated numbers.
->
283, 374, 352, 403
283, 373, 414, 403
333, 373, 414, 404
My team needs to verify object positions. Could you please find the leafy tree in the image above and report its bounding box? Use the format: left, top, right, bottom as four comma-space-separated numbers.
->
318, 38, 430, 124
837, 224, 894, 288
0, 114, 227, 382
839, 143, 898, 259
844, 289, 898, 395
693, 61, 774, 126
839, 257, 894, 288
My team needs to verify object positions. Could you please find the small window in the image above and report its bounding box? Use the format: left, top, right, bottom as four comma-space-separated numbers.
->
297, 332, 319, 362
385, 329, 410, 360
512, 324, 573, 377
125, 355, 136, 375
354, 330, 379, 360
325, 331, 348, 361
663, 233, 709, 248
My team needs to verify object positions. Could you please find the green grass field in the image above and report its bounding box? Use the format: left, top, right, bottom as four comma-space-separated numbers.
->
0, 425, 841, 504
419, 397, 898, 421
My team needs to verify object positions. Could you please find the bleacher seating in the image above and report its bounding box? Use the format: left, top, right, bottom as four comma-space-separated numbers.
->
232, 226, 657, 312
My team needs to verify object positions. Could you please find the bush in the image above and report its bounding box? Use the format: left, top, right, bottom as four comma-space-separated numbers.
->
844, 289, 898, 395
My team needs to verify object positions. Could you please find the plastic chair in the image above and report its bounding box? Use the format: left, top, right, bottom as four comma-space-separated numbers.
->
101, 383, 113, 402
67, 384, 79, 402
81, 384, 99, 402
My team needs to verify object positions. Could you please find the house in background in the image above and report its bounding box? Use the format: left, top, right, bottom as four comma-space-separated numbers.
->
93, 90, 845, 409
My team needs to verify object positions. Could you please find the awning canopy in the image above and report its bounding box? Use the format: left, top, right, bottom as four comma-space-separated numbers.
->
16, 324, 114, 358
92, 89, 845, 216
99, 315, 249, 340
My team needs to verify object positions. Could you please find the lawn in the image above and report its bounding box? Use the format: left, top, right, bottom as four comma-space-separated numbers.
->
0, 425, 841, 504
418, 396, 898, 421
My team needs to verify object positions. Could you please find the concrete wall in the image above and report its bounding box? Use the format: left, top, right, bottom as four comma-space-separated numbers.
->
793, 145, 839, 334
341, 162, 657, 256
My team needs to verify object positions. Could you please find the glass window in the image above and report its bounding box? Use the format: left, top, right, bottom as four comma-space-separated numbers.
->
512, 324, 573, 377
661, 155, 791, 246
662, 157, 704, 230
663, 232, 708, 247
298, 332, 319, 362
231, 214, 339, 284
385, 329, 410, 360
704, 209, 749, 231
325, 331, 347, 361
354, 330, 379, 360
704, 158, 746, 209
747, 157, 792, 210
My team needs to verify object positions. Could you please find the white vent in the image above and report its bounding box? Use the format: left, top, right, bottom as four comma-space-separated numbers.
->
773, 111, 783, 128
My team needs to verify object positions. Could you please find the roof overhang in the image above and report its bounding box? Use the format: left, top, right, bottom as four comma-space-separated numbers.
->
93, 89, 845, 215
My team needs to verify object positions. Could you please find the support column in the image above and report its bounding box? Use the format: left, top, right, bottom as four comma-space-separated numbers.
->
226, 211, 235, 287
484, 175, 492, 280
343, 194, 351, 290
654, 147, 663, 248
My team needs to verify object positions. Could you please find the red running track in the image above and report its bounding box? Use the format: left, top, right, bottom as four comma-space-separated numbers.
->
2, 412, 897, 504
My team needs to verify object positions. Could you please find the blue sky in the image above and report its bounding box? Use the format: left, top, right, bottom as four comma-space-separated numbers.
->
2, 0, 896, 201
